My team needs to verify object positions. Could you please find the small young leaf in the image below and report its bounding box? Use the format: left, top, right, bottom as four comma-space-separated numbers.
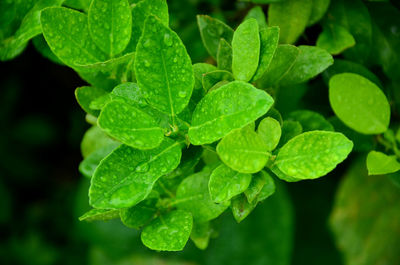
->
251, 26, 279, 82
317, 23, 356, 55
288, 110, 334, 132
141, 209, 193, 251
98, 100, 164, 150
192, 63, 218, 106
245, 6, 267, 29
88, 0, 132, 57
329, 73, 391, 134
135, 15, 194, 116
41, 7, 107, 67
258, 44, 299, 88
217, 38, 232, 72
275, 131, 353, 180
268, 0, 313, 44
217, 126, 270, 174
279, 45, 333, 86
126, 0, 169, 51
257, 117, 282, 151
366, 151, 400, 175
79, 208, 120, 222
257, 171, 276, 201
176, 171, 230, 222
75, 86, 108, 117
190, 221, 212, 250
89, 139, 182, 208
120, 194, 158, 229
232, 18, 260, 82
202, 70, 234, 92
209, 164, 252, 203
231, 194, 257, 223
197, 15, 234, 59
189, 81, 273, 145
244, 170, 273, 203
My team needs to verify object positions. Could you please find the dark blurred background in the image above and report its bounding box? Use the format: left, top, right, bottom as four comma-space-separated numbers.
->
0, 1, 354, 264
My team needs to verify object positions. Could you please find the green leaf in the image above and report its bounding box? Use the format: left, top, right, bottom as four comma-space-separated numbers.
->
79, 208, 120, 222
232, 18, 260, 82
328, 0, 372, 62
0, 0, 64, 61
40, 7, 108, 67
120, 193, 158, 229
204, 181, 294, 265
89, 138, 182, 208
81, 126, 117, 158
329, 73, 391, 134
367, 151, 400, 175
308, 0, 331, 26
268, 0, 313, 44
251, 26, 279, 82
141, 209, 193, 251
258, 44, 299, 88
98, 100, 164, 149
88, 0, 132, 57
257, 171, 276, 201
176, 170, 230, 222
32, 35, 63, 65
75, 86, 108, 117
330, 159, 400, 265
197, 15, 234, 59
209, 164, 252, 203
216, 38, 232, 72
126, 0, 169, 52
244, 170, 273, 203
79, 143, 120, 178
288, 110, 334, 132
135, 15, 194, 116
202, 70, 234, 92
231, 194, 257, 223
278, 120, 303, 148
217, 126, 270, 174
275, 131, 353, 180
279, 45, 333, 86
257, 117, 281, 151
75, 52, 135, 73
190, 221, 212, 250
317, 23, 356, 55
189, 81, 273, 145
245, 6, 267, 29
192, 63, 217, 107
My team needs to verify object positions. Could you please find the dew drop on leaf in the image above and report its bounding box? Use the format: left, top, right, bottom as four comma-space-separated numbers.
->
163, 33, 173, 46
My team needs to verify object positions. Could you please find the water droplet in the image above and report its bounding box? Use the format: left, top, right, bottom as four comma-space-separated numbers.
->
143, 39, 151, 48
144, 60, 150, 67
178, 91, 187, 98
173, 57, 178, 63
163, 33, 173, 46
135, 163, 149, 173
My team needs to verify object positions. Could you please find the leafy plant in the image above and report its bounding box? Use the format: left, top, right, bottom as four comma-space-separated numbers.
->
2, 0, 400, 259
